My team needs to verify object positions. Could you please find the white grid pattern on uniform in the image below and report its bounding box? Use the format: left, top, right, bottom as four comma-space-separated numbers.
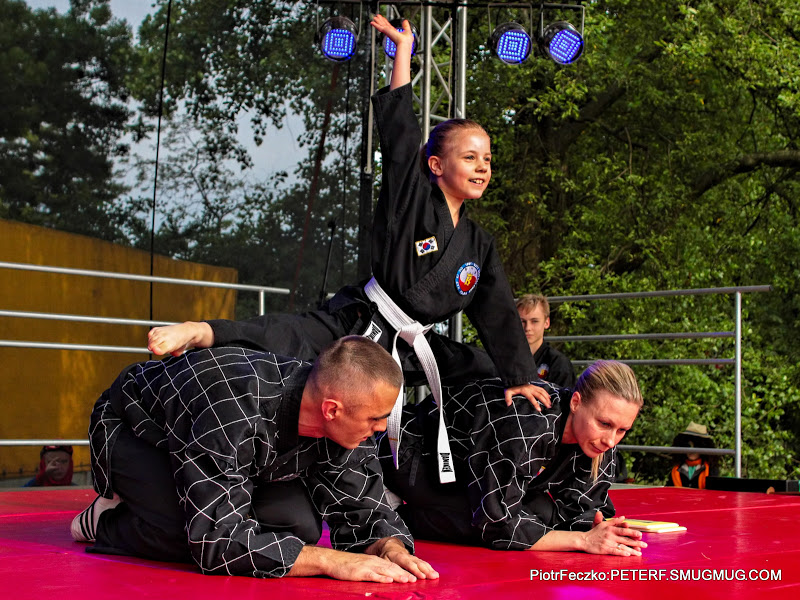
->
382, 378, 617, 549
89, 347, 412, 577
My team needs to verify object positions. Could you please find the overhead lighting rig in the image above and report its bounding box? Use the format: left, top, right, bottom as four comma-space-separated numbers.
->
488, 2, 586, 65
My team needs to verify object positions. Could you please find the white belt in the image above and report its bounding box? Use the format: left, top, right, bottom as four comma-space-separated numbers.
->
364, 277, 455, 484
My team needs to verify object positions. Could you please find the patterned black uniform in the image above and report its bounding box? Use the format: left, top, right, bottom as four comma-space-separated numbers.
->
208, 83, 536, 388
534, 342, 576, 389
378, 379, 617, 550
88, 347, 412, 577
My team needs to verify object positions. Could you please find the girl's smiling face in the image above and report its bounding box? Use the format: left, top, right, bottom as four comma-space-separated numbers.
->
428, 127, 492, 203
564, 389, 640, 457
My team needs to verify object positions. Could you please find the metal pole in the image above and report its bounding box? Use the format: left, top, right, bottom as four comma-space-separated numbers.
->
0, 439, 90, 446
0, 340, 147, 354
734, 291, 742, 477
415, 5, 435, 402
454, 3, 467, 118
318, 219, 337, 308
447, 2, 468, 343
259, 290, 266, 316
617, 445, 735, 456
421, 5, 433, 140
357, 2, 378, 281
0, 310, 172, 327
549, 285, 772, 303
0, 261, 288, 294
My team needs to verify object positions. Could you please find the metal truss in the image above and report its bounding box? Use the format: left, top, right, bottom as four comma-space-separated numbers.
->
377, 3, 467, 140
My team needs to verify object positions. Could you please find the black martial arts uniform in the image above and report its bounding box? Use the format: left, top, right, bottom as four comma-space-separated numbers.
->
378, 378, 618, 549
533, 342, 576, 389
207, 83, 537, 388
88, 347, 413, 577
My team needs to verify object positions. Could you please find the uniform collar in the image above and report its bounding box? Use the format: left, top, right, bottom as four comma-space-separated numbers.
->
533, 341, 550, 362
432, 184, 466, 244
276, 363, 312, 454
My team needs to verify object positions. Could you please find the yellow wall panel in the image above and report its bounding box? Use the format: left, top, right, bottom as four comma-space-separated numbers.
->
0, 219, 239, 480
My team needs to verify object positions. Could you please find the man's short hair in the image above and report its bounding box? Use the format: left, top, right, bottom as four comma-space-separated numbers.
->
516, 293, 550, 318
308, 336, 403, 402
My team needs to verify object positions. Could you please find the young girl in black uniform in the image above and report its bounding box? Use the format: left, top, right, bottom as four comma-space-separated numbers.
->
147, 16, 548, 461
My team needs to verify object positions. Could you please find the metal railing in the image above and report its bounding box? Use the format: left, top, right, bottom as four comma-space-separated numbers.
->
0, 261, 289, 354
0, 263, 771, 477
545, 285, 772, 477
0, 261, 290, 447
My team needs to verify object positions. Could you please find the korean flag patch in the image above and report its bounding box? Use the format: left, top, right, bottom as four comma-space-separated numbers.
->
415, 236, 439, 257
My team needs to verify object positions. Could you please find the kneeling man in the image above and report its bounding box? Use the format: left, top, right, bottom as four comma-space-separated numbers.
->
72, 336, 437, 583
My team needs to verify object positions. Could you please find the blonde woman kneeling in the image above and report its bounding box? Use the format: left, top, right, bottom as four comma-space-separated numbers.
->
379, 360, 646, 556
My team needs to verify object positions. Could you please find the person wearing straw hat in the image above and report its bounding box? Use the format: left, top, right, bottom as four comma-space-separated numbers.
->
665, 422, 719, 489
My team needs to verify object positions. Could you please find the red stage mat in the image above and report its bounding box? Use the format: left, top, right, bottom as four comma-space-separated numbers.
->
1, 486, 798, 599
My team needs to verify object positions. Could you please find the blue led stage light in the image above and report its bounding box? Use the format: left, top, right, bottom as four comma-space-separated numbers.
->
316, 16, 358, 62
540, 21, 584, 65
490, 22, 532, 65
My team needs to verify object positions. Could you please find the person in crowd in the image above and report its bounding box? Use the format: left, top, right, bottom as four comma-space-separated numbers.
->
378, 360, 647, 556
70, 336, 437, 583
516, 294, 576, 389
665, 422, 719, 489
24, 445, 74, 487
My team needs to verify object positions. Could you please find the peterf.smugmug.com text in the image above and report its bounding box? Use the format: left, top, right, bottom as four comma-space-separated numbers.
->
529, 569, 781, 582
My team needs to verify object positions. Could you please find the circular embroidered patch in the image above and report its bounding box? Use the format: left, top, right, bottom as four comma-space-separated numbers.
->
455, 262, 480, 295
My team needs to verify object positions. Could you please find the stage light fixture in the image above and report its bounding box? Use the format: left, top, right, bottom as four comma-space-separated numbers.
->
539, 20, 584, 65
381, 19, 419, 59
316, 16, 358, 62
490, 22, 532, 65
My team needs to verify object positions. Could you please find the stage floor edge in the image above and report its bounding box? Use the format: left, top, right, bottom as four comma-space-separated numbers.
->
1, 486, 798, 599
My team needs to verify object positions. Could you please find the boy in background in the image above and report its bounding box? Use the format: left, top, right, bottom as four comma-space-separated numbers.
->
516, 294, 576, 389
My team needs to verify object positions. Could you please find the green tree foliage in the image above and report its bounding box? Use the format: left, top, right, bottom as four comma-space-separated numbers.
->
123, 111, 360, 314
0, 0, 135, 240
127, 0, 364, 310
462, 0, 800, 482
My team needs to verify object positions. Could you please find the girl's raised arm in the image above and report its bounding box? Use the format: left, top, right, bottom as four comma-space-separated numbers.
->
370, 15, 413, 90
